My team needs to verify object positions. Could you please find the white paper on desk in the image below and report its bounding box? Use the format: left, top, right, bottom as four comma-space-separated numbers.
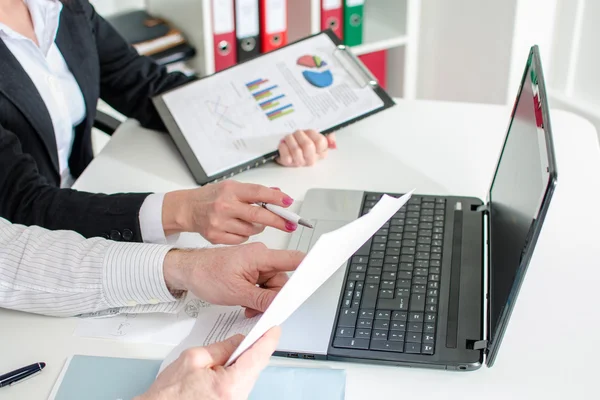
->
159, 191, 413, 372
73, 295, 212, 345
73, 235, 265, 345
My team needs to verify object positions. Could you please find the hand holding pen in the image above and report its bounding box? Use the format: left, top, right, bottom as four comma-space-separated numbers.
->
161, 182, 312, 245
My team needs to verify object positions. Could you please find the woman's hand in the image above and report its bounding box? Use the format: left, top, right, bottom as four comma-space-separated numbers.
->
162, 181, 297, 244
276, 129, 336, 167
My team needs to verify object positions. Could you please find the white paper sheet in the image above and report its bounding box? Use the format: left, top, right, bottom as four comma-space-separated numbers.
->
159, 306, 259, 372
73, 295, 212, 345
159, 191, 413, 372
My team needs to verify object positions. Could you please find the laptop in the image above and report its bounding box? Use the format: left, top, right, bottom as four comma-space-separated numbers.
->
276, 45, 557, 370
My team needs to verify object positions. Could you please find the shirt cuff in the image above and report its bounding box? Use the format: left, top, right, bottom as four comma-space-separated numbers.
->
139, 193, 180, 244
102, 242, 178, 308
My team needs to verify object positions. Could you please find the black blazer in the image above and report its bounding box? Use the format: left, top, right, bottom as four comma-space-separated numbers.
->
0, 0, 192, 241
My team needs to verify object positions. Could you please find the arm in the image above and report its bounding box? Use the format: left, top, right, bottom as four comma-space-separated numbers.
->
0, 217, 180, 317
79, 0, 194, 132
0, 123, 149, 240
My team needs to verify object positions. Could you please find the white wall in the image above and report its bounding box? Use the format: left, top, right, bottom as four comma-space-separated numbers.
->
546, 0, 600, 138
416, 0, 517, 105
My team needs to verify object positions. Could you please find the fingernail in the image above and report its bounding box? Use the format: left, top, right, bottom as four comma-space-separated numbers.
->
270, 187, 281, 191
329, 142, 337, 149
285, 222, 298, 231
280, 139, 286, 144
282, 196, 294, 206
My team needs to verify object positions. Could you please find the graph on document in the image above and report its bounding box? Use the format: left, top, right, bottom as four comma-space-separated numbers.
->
205, 96, 247, 150
246, 78, 295, 121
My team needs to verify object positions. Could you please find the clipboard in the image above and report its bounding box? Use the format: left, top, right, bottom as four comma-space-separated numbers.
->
153, 29, 395, 186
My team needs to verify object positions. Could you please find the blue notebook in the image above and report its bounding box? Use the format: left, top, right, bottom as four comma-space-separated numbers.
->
49, 355, 346, 400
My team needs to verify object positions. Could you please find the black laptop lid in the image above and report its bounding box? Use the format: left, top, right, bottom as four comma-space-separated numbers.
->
485, 46, 558, 367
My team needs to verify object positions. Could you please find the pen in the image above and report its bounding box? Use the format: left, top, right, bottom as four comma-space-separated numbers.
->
0, 362, 46, 388
257, 202, 314, 228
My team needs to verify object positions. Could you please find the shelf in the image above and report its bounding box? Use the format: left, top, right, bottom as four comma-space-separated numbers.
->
350, 0, 408, 56
351, 35, 408, 56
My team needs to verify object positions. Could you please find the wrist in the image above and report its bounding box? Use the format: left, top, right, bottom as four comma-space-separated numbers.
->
163, 249, 191, 297
162, 190, 191, 236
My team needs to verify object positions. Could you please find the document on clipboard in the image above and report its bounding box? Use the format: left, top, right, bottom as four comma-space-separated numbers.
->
153, 30, 395, 185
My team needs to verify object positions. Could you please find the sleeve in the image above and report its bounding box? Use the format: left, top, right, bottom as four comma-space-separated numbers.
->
80, 0, 195, 132
0, 123, 150, 241
139, 193, 180, 244
0, 217, 183, 317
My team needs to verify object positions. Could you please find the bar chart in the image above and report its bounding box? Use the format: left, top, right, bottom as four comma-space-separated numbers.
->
246, 78, 295, 122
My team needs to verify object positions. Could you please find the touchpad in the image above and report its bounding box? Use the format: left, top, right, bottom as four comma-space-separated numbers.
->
294, 220, 351, 253
278, 219, 352, 356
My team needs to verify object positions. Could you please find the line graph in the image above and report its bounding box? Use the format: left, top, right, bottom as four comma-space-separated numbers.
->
205, 96, 244, 135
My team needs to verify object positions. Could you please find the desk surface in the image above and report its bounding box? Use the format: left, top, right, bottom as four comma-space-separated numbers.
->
2, 100, 600, 400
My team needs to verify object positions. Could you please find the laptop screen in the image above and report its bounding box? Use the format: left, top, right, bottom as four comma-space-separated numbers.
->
487, 48, 556, 362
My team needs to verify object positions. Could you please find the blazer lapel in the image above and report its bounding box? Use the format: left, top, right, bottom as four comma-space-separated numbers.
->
0, 40, 60, 175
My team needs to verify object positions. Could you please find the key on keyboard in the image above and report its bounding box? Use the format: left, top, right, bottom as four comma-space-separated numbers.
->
333, 193, 446, 355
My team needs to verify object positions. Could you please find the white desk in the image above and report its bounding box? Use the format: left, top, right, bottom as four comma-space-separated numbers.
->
2, 100, 600, 400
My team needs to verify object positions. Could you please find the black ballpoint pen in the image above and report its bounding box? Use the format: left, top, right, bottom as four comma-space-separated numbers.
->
0, 362, 46, 388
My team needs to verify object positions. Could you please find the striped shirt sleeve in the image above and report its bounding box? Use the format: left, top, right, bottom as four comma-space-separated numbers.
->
0, 217, 182, 317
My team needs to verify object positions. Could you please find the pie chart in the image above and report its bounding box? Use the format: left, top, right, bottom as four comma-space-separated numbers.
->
297, 54, 334, 88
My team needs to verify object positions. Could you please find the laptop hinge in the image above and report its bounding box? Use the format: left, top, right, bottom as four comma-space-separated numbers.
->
475, 204, 489, 213
466, 339, 489, 351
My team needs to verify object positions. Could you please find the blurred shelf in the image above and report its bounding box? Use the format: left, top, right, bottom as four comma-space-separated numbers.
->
352, 35, 408, 56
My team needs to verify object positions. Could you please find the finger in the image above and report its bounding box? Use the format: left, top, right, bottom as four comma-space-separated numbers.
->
224, 218, 265, 237
234, 183, 294, 208
283, 134, 305, 166
210, 232, 250, 245
255, 249, 305, 273
243, 285, 279, 313
317, 148, 328, 160
245, 308, 261, 318
304, 129, 329, 154
258, 271, 289, 289
293, 130, 317, 166
326, 132, 337, 149
276, 140, 293, 166
230, 327, 281, 382
236, 204, 297, 233
185, 334, 245, 368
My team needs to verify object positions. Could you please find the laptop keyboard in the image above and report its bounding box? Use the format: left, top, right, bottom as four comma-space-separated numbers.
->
332, 193, 446, 355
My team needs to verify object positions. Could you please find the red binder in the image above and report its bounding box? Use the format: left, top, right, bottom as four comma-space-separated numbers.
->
212, 0, 237, 72
259, 0, 288, 53
359, 50, 388, 89
321, 0, 343, 40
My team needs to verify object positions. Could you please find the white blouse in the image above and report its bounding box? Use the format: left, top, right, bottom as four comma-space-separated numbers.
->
0, 0, 85, 187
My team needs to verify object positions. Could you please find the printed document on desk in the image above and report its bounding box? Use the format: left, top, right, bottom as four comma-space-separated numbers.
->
73, 294, 212, 345
72, 234, 264, 345
153, 30, 394, 185
160, 191, 413, 372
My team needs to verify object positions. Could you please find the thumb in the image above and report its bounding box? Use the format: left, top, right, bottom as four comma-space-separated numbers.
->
201, 334, 245, 367
244, 285, 278, 314
326, 133, 337, 149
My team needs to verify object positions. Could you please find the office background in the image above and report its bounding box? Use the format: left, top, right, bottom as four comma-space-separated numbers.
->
89, 0, 600, 150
